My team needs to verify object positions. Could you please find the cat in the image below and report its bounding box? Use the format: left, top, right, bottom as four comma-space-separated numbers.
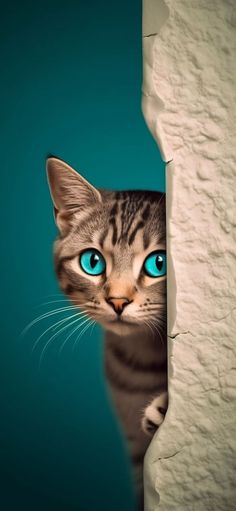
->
46, 156, 168, 510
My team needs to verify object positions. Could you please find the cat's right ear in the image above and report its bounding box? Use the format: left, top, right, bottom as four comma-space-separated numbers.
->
46, 156, 102, 233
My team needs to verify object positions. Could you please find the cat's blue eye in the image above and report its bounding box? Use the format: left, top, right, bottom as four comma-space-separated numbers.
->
79, 249, 106, 276
143, 251, 166, 278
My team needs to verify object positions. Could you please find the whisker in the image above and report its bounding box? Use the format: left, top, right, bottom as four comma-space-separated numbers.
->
59, 315, 97, 355
50, 307, 90, 331
36, 299, 96, 308
76, 319, 95, 347
148, 302, 166, 306
89, 321, 96, 337
143, 320, 155, 338
58, 323, 82, 355
37, 299, 93, 307
58, 314, 91, 354
139, 314, 166, 326
38, 314, 90, 367
149, 321, 162, 344
141, 315, 166, 346
154, 318, 167, 329
148, 314, 166, 324
72, 317, 94, 352
35, 299, 80, 307
21, 306, 85, 338
149, 319, 166, 346
32, 311, 88, 354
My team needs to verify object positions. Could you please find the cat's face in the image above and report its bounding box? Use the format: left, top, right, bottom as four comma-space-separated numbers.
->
47, 157, 166, 337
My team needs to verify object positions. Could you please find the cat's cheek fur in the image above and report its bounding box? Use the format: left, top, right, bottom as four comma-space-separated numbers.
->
143, 274, 167, 287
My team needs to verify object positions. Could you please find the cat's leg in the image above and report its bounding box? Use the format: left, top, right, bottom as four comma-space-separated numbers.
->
141, 391, 168, 436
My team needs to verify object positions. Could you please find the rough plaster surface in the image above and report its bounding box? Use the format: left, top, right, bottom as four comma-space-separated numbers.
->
142, 1, 236, 509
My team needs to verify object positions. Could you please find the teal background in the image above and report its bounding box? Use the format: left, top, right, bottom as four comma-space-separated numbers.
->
1, 1, 164, 509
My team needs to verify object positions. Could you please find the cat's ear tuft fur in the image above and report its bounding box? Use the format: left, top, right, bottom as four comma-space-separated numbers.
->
46, 157, 102, 232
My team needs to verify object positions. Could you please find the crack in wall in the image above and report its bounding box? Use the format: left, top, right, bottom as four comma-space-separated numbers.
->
168, 331, 191, 339
143, 33, 158, 38
157, 449, 182, 461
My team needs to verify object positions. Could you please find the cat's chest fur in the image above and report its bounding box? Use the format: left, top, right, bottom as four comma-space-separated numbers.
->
104, 329, 167, 445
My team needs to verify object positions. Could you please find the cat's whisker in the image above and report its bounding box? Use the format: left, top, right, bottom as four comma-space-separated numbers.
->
37, 299, 94, 308
148, 302, 166, 306
21, 306, 87, 338
38, 313, 91, 367
150, 320, 166, 346
36, 299, 80, 307
39, 293, 93, 301
143, 307, 166, 313
139, 313, 165, 324
142, 316, 165, 345
152, 326, 163, 346
71, 317, 94, 352
58, 312, 93, 355
79, 319, 96, 342
153, 318, 167, 331
58, 323, 82, 355
143, 320, 155, 338
51, 308, 91, 331
22, 308, 77, 337
83, 310, 100, 320
148, 313, 166, 324
32, 311, 89, 354
89, 321, 96, 337
72, 318, 95, 352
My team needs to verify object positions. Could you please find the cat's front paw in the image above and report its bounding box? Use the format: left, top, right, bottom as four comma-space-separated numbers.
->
141, 392, 168, 436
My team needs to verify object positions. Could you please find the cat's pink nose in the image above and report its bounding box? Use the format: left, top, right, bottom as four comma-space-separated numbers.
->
106, 297, 131, 315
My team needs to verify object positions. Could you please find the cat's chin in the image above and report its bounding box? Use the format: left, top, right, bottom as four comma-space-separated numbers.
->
102, 319, 141, 337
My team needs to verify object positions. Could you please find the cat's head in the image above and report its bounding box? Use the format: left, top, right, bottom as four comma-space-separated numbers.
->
47, 157, 166, 337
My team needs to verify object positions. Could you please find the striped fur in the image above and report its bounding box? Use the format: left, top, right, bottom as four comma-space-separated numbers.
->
47, 158, 167, 510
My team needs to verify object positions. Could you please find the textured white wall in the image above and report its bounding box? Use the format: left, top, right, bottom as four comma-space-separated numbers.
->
142, 1, 236, 509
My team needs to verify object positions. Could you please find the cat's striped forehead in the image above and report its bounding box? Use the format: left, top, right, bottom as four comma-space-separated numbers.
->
99, 190, 165, 251
57, 189, 166, 260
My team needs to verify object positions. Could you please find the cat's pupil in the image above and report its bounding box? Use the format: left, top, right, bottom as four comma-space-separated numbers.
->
90, 253, 99, 268
156, 255, 163, 271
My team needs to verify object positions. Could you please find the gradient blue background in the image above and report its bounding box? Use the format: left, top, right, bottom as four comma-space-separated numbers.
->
1, 1, 164, 509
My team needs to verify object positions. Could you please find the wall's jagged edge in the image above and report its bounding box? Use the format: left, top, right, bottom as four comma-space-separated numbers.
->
142, 1, 236, 510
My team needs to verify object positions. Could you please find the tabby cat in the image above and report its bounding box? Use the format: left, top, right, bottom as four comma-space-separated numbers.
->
46, 156, 168, 510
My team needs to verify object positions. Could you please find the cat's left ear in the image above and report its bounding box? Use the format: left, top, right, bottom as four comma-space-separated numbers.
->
46, 156, 102, 233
